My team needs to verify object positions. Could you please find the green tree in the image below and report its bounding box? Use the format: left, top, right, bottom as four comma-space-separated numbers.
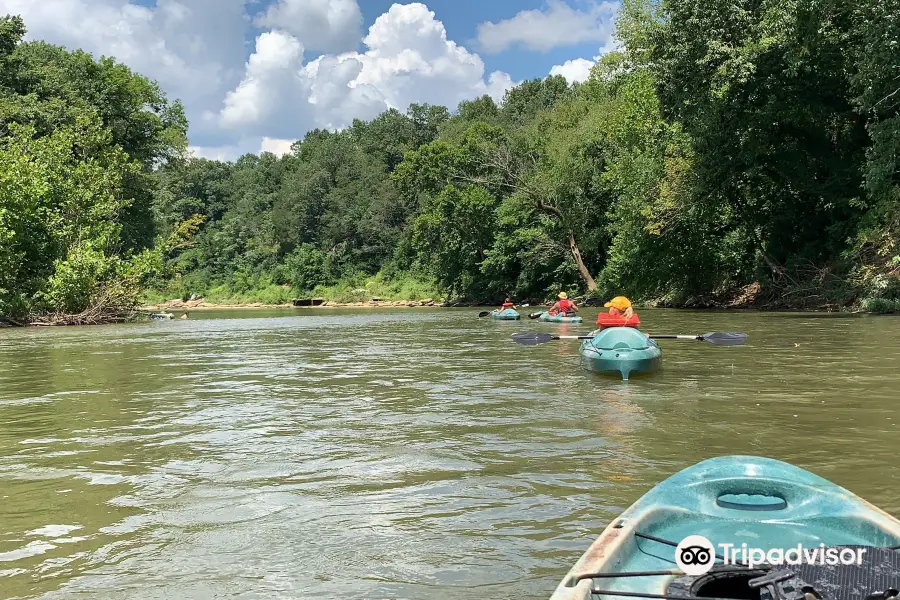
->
410, 185, 499, 298
649, 0, 867, 277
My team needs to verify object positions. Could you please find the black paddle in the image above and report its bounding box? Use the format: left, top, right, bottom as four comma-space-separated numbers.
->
528, 311, 544, 319
648, 332, 748, 345
511, 331, 748, 346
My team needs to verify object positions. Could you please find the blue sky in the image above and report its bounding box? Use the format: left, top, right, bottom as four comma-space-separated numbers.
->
3, 0, 621, 159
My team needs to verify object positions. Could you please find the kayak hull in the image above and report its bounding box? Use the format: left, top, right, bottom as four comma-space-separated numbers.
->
549, 455, 900, 600
579, 326, 661, 380
490, 308, 520, 320
539, 312, 583, 324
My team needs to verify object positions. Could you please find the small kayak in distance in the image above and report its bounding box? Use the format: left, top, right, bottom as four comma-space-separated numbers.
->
538, 311, 583, 324
491, 308, 521, 320
149, 312, 174, 320
579, 326, 660, 380
549, 455, 900, 600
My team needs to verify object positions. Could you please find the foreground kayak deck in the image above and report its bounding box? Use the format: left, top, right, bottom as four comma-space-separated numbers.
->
549, 455, 900, 600
539, 312, 583, 323
579, 327, 661, 380
491, 308, 521, 320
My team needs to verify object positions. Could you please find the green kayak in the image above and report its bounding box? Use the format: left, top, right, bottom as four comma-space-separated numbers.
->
550, 455, 900, 600
538, 311, 583, 324
490, 308, 520, 320
579, 326, 661, 380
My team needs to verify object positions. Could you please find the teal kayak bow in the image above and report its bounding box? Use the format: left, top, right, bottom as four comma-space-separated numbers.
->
549, 455, 900, 600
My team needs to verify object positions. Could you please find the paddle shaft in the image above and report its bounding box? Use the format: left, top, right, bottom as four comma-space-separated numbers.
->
546, 335, 698, 341
511, 331, 747, 346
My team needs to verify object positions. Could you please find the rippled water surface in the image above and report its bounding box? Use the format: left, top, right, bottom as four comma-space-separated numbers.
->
1, 308, 900, 599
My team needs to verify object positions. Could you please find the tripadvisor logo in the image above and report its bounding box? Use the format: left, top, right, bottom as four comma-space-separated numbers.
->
675, 535, 716, 576
675, 535, 868, 574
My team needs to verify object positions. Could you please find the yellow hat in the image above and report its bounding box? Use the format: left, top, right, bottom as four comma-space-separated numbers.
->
558, 292, 568, 299
604, 296, 632, 311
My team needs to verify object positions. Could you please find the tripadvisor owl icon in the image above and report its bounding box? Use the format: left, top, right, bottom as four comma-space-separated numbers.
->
675, 535, 715, 576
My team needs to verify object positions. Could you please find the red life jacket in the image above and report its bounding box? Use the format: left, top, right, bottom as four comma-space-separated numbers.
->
556, 299, 574, 313
501, 302, 514, 309
596, 312, 641, 328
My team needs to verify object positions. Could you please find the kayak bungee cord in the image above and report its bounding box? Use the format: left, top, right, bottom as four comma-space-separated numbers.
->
574, 566, 766, 581
633, 532, 729, 562
586, 588, 754, 600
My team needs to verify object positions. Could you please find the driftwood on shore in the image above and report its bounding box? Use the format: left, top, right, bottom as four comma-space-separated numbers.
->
1, 312, 137, 327
27, 308, 137, 326
4, 287, 142, 327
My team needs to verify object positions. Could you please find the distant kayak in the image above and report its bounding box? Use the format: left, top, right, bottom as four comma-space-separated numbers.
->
490, 308, 520, 320
549, 455, 900, 600
538, 311, 583, 324
579, 326, 661, 380
149, 312, 174, 320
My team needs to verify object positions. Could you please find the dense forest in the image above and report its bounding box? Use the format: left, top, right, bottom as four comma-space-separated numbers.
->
1, 0, 899, 323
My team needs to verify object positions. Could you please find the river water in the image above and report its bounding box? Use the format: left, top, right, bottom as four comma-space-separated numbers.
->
1, 308, 899, 599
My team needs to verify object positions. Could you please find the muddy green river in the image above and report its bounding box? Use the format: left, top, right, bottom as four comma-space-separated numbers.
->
1, 308, 899, 599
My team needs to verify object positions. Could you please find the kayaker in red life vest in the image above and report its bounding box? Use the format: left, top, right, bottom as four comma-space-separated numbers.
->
499, 297, 516, 310
595, 296, 641, 330
548, 292, 578, 316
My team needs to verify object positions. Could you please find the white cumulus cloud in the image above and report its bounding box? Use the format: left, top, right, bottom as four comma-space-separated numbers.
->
259, 137, 296, 156
254, 0, 362, 54
219, 30, 305, 129
476, 0, 619, 54
188, 143, 250, 162
550, 58, 596, 84
3, 0, 526, 158
0, 0, 249, 142
218, 2, 517, 139
188, 136, 295, 162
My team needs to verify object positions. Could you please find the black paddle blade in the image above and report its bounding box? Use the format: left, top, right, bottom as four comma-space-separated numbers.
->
511, 332, 557, 346
701, 332, 748, 346
528, 311, 543, 319
478, 311, 490, 317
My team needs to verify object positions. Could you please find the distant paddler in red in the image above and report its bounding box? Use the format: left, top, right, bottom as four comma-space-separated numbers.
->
548, 292, 578, 317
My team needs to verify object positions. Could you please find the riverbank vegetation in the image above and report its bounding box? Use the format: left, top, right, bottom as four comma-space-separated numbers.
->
2, 0, 899, 323
0, 15, 198, 324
